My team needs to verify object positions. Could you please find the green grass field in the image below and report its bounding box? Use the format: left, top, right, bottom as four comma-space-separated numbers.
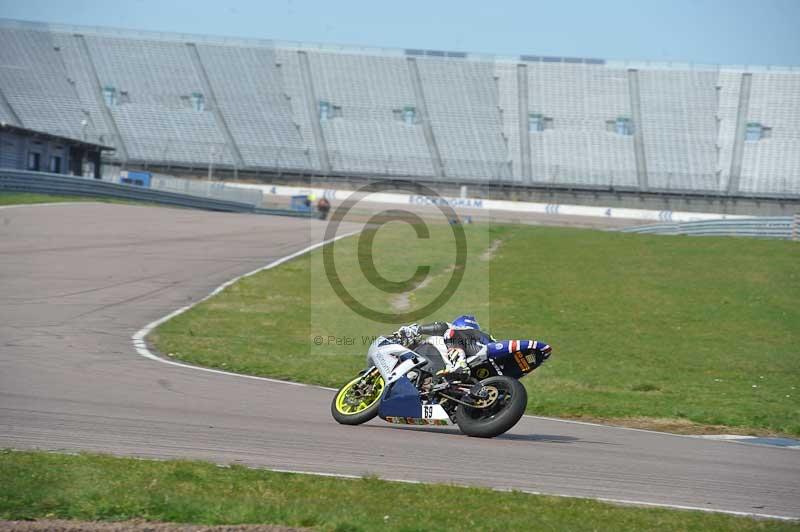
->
152, 222, 800, 436
0, 191, 96, 206
0, 191, 154, 207
1, 450, 796, 531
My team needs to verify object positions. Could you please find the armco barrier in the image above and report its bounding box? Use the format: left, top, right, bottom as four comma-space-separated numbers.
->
794, 213, 800, 241
230, 181, 761, 223
149, 174, 264, 207
621, 216, 798, 240
0, 170, 311, 217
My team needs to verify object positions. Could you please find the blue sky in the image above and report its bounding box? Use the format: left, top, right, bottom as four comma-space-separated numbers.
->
1, 0, 799, 66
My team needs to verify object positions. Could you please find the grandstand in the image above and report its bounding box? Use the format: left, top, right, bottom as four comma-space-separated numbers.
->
0, 18, 798, 198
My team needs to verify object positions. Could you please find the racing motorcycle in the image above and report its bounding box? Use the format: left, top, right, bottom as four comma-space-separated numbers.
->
331, 330, 550, 438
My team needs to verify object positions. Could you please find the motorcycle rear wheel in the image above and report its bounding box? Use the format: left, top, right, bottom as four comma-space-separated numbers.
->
331, 370, 385, 425
455, 376, 527, 438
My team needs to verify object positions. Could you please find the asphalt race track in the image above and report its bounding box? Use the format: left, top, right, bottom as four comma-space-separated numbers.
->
1, 203, 798, 520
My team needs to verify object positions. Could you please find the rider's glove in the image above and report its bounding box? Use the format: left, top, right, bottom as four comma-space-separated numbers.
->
397, 324, 419, 342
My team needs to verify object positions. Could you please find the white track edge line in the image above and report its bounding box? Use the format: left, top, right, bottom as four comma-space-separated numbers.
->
520, 415, 761, 440
132, 230, 357, 391
522, 417, 799, 448
523, 418, 799, 447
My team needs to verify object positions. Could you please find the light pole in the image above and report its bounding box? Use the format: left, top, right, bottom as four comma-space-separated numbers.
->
208, 144, 218, 182
161, 139, 171, 168
275, 147, 284, 177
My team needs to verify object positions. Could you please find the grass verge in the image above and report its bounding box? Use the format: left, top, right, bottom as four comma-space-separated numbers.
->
0, 192, 97, 206
1, 450, 796, 531
151, 223, 800, 436
0, 191, 156, 207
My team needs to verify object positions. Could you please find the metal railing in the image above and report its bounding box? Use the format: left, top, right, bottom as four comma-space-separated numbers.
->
0, 169, 311, 217
621, 216, 799, 240
146, 173, 264, 207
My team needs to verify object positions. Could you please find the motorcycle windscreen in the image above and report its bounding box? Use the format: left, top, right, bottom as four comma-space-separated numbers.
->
378, 376, 422, 419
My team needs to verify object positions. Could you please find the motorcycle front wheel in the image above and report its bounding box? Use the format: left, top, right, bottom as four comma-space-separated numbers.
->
455, 376, 527, 438
331, 369, 386, 425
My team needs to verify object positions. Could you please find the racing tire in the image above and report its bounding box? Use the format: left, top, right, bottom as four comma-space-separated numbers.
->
455, 376, 527, 438
331, 371, 385, 426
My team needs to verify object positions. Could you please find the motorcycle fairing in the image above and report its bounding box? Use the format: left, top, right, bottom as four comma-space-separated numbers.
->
384, 403, 452, 425
487, 339, 540, 377
487, 339, 539, 357
379, 381, 453, 425
384, 417, 449, 426
378, 376, 422, 419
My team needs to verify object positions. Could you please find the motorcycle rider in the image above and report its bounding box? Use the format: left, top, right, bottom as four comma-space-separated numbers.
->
395, 314, 552, 381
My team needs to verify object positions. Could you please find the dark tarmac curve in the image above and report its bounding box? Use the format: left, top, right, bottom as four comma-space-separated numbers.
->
0, 203, 798, 521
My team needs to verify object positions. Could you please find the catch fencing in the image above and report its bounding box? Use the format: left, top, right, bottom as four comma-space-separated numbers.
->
621, 216, 799, 240
0, 169, 310, 217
